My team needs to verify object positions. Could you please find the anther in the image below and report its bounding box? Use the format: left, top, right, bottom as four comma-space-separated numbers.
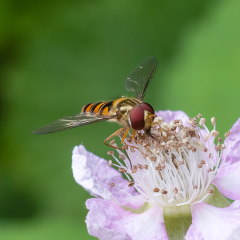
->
128, 181, 135, 187
118, 168, 127, 173
110, 183, 115, 188
150, 156, 157, 162
173, 188, 178, 194
199, 118, 206, 127
203, 147, 208, 152
207, 190, 214, 194
161, 159, 166, 164
193, 185, 198, 189
161, 189, 168, 194
155, 165, 162, 170
196, 113, 202, 118
211, 130, 219, 138
217, 137, 222, 143
153, 188, 160, 192
119, 154, 126, 160
221, 144, 226, 149
137, 164, 143, 169
108, 160, 113, 167
127, 137, 132, 143
177, 142, 184, 147
211, 117, 216, 126
207, 168, 212, 172
110, 139, 115, 146
130, 147, 135, 153
177, 161, 184, 165
143, 165, 148, 170
225, 131, 232, 138
132, 165, 137, 173
107, 151, 114, 156
200, 160, 205, 164
197, 164, 203, 168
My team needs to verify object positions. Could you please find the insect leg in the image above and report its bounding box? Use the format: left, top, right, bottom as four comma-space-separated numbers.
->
103, 127, 125, 150
132, 129, 136, 141
121, 128, 130, 143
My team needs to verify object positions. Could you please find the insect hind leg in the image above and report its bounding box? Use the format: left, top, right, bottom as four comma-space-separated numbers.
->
103, 127, 126, 150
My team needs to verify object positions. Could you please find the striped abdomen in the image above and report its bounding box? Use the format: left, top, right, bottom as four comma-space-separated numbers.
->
81, 101, 114, 116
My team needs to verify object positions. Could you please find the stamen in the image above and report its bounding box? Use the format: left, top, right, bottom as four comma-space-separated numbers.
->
211, 117, 216, 126
225, 131, 232, 138
211, 130, 219, 138
143, 165, 148, 170
207, 190, 214, 194
199, 118, 206, 126
128, 181, 134, 187
107, 151, 114, 156
119, 154, 126, 160
110, 183, 115, 187
107, 114, 226, 207
108, 160, 113, 167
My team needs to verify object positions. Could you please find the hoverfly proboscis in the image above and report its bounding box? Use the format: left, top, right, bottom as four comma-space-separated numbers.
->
33, 57, 158, 150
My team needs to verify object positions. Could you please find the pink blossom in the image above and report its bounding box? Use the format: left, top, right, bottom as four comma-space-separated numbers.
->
72, 110, 240, 240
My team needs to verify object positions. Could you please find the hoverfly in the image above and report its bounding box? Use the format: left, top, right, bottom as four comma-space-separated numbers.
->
33, 57, 157, 149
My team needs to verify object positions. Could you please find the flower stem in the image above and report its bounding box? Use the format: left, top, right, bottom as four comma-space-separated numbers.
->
163, 205, 192, 240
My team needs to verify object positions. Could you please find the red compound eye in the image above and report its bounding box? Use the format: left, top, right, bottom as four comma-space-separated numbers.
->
139, 102, 155, 114
129, 106, 145, 130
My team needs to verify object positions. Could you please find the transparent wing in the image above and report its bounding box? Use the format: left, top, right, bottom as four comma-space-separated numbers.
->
125, 57, 157, 101
33, 113, 116, 134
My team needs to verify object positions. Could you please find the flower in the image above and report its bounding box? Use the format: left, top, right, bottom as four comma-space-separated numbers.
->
72, 110, 240, 240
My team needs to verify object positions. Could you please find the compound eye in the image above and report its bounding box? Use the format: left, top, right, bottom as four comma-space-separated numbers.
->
129, 106, 145, 130
139, 102, 155, 114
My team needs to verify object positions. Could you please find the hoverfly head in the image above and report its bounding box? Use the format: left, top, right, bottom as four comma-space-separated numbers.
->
129, 102, 155, 132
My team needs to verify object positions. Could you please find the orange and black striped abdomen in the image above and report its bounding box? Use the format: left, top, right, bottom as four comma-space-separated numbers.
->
81, 101, 114, 116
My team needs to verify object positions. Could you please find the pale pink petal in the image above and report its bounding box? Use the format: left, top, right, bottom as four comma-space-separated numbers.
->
72, 145, 144, 208
86, 198, 168, 240
222, 118, 240, 165
212, 160, 240, 200
186, 200, 240, 240
156, 110, 190, 123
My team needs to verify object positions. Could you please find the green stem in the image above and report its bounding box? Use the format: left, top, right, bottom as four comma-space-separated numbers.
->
163, 205, 192, 240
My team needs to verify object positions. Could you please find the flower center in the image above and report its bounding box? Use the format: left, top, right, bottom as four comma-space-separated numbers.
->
108, 114, 230, 207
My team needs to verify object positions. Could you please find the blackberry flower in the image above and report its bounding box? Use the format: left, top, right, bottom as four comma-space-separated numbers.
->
72, 110, 240, 240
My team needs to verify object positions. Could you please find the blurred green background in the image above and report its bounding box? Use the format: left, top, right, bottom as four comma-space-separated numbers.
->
1, 0, 240, 239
